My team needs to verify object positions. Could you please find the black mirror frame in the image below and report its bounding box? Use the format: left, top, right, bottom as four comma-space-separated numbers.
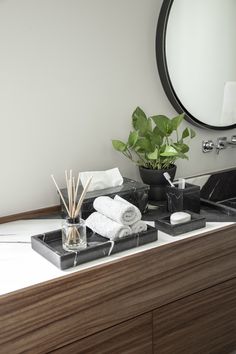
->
156, 0, 236, 130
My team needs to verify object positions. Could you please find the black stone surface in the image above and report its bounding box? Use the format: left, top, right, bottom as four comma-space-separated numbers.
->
35, 167, 236, 224
194, 168, 236, 217
60, 177, 149, 219
142, 202, 236, 223
33, 202, 236, 224
31, 225, 158, 270
166, 183, 200, 213
199, 205, 236, 222
155, 211, 206, 236
200, 169, 236, 202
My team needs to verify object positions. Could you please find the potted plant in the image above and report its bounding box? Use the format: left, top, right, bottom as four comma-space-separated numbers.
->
112, 107, 196, 200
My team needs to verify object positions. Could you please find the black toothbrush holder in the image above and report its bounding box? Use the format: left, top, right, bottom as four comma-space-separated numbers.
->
166, 182, 200, 213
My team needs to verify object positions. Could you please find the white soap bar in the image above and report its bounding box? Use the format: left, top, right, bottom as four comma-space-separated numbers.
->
170, 212, 191, 225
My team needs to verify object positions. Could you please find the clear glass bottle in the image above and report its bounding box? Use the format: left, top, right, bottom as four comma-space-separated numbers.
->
62, 217, 87, 252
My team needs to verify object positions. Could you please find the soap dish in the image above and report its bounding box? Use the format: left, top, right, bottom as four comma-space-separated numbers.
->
155, 211, 206, 236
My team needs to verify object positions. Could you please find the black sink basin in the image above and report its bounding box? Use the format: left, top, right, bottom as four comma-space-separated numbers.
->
200, 169, 236, 216
220, 198, 236, 208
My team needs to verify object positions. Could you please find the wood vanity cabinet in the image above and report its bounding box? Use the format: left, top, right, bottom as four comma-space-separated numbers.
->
153, 278, 236, 354
52, 313, 153, 354
1, 224, 236, 353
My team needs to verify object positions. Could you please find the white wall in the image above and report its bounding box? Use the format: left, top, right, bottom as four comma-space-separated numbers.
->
0, 0, 236, 216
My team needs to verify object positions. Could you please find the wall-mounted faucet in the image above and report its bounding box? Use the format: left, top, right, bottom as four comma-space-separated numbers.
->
227, 135, 236, 146
216, 137, 227, 154
202, 135, 236, 154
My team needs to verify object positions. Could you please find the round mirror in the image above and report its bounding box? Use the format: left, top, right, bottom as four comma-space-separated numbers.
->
156, 0, 236, 130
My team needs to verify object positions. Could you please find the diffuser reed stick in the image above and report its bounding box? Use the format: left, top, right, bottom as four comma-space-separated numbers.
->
51, 172, 92, 219
74, 176, 92, 218
51, 175, 70, 216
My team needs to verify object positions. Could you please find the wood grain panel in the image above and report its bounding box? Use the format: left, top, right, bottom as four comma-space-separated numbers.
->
0, 205, 60, 224
153, 278, 236, 354
52, 313, 152, 354
0, 225, 236, 353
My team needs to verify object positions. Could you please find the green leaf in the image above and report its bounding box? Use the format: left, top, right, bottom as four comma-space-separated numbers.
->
181, 143, 189, 153
132, 106, 147, 121
128, 131, 138, 147
132, 107, 147, 134
174, 143, 189, 154
177, 152, 189, 160
151, 115, 173, 136
112, 140, 127, 152
112, 107, 195, 168
190, 128, 196, 138
182, 127, 196, 140
171, 113, 184, 131
133, 117, 147, 134
147, 148, 158, 160
152, 126, 164, 146
147, 118, 153, 132
182, 128, 189, 139
160, 145, 178, 157
136, 137, 154, 153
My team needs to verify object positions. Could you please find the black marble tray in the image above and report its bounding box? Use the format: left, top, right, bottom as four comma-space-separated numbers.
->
155, 211, 206, 236
31, 226, 158, 270
201, 198, 236, 216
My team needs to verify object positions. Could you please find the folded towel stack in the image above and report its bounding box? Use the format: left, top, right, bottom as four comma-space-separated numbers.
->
85, 195, 147, 240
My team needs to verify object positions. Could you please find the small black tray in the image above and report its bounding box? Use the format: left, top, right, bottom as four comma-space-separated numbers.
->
31, 226, 158, 270
155, 211, 206, 236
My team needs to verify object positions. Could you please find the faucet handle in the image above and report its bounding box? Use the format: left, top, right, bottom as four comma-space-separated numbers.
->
216, 137, 227, 153
231, 135, 236, 144
202, 140, 214, 153
202, 136, 235, 153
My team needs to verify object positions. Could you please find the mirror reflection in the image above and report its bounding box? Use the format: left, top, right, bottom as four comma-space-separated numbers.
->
158, 0, 236, 129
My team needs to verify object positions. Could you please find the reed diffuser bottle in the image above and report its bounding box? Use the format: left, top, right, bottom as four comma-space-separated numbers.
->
62, 216, 86, 251
51, 170, 92, 252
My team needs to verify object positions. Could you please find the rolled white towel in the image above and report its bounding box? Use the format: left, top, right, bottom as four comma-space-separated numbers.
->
93, 196, 140, 225
85, 212, 131, 240
130, 220, 147, 234
114, 195, 146, 233
114, 195, 142, 220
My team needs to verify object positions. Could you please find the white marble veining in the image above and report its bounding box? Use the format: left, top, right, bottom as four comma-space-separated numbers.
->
0, 219, 234, 296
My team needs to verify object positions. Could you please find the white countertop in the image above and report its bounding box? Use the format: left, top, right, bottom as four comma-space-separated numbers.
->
0, 219, 234, 296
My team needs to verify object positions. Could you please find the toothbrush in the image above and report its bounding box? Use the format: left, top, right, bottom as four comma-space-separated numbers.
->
163, 172, 175, 187
178, 178, 186, 189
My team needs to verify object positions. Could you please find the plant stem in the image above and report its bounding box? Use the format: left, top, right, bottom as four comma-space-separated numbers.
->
126, 148, 133, 160
134, 151, 147, 165
122, 151, 135, 163
176, 129, 179, 142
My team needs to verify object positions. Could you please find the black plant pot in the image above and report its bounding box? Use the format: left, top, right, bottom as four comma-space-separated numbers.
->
139, 165, 177, 201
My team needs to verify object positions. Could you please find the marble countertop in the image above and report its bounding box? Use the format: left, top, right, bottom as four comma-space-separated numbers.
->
0, 219, 234, 297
